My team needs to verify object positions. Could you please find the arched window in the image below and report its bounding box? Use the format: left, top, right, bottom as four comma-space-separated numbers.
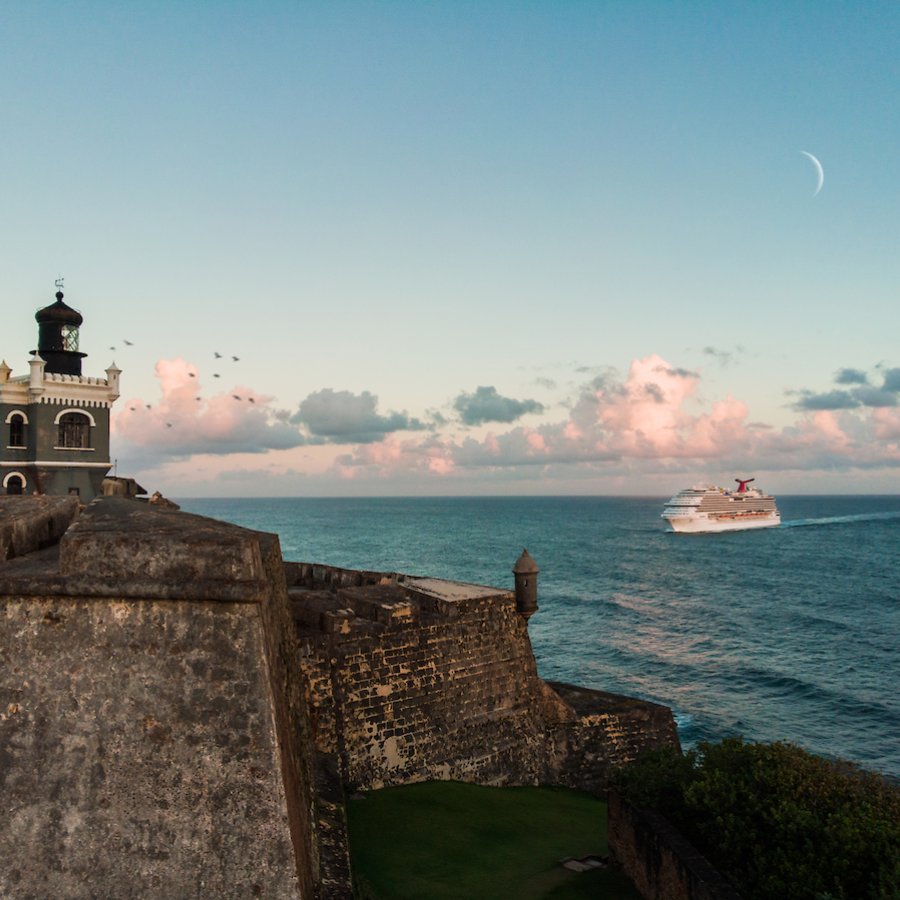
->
4, 473, 25, 495
8, 413, 26, 447
58, 412, 92, 449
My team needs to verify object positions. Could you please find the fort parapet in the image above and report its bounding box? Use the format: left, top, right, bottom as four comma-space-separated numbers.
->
286, 562, 677, 797
0, 496, 678, 898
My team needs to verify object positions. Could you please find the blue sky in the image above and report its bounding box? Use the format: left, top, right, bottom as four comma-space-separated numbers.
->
2, 2, 899, 495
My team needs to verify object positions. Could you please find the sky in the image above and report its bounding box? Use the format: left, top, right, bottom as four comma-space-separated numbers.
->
2, 2, 899, 497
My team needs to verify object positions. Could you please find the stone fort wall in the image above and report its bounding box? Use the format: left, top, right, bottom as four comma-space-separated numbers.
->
1, 497, 680, 899
285, 562, 679, 797
0, 497, 319, 899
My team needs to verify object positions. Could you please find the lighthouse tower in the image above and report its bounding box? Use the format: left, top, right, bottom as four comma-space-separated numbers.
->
0, 285, 120, 499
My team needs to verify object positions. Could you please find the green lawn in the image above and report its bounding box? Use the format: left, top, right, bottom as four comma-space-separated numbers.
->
346, 781, 643, 899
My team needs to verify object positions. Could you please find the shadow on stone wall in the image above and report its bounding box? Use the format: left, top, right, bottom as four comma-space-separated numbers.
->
608, 793, 742, 900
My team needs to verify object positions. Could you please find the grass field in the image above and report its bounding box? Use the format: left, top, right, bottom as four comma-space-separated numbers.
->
346, 781, 643, 899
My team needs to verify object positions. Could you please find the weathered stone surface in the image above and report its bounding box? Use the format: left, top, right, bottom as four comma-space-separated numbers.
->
291, 565, 680, 796
1, 495, 682, 900
0, 498, 273, 603
60, 496, 263, 584
0, 597, 301, 899
296, 579, 551, 791
0, 494, 79, 561
0, 497, 323, 899
545, 682, 680, 794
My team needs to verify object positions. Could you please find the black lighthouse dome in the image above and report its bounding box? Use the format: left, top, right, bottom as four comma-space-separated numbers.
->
34, 290, 87, 375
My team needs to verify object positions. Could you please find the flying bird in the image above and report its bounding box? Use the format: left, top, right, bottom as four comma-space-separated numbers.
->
166, 423, 172, 428
213, 373, 220, 378
232, 356, 240, 362
145, 404, 152, 409
247, 397, 255, 403
109, 346, 116, 351
196, 397, 202, 401
129, 407, 136, 411
232, 394, 242, 401
214, 352, 222, 358
188, 372, 196, 377
123, 339, 133, 346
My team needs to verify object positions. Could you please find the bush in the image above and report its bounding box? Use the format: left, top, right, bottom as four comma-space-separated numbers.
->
612, 738, 900, 900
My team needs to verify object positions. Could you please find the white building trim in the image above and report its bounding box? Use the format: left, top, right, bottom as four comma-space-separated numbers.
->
53, 407, 97, 427
1, 460, 110, 468
4, 410, 28, 424
2, 471, 27, 489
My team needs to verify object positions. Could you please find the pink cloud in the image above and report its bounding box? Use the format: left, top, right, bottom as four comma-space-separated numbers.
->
332, 355, 900, 480
873, 408, 900, 441
113, 355, 900, 494
113, 358, 305, 456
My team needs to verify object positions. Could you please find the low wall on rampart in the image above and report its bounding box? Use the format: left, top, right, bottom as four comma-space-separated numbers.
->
546, 682, 680, 794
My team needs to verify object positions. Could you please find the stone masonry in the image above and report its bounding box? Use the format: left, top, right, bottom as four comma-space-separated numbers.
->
0, 497, 317, 899
1, 496, 680, 899
286, 562, 679, 793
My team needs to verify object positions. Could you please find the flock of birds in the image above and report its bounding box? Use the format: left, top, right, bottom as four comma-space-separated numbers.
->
119, 348, 253, 429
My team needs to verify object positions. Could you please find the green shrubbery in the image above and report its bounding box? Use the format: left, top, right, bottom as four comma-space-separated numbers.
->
612, 738, 900, 900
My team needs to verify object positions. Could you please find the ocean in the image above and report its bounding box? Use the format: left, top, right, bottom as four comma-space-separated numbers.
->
178, 495, 900, 779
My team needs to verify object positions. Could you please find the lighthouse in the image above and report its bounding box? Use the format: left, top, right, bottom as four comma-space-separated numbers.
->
0, 284, 120, 499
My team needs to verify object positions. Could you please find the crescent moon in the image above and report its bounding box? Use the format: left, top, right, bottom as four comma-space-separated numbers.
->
800, 150, 824, 197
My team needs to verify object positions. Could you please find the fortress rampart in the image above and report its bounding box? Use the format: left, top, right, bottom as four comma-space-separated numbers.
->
0, 496, 679, 898
286, 563, 677, 798
0, 497, 316, 899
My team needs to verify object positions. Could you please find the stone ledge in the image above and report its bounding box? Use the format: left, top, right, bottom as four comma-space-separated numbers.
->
0, 495, 80, 561
60, 497, 266, 582
548, 681, 676, 718
336, 584, 414, 626
286, 564, 516, 632
0, 497, 275, 603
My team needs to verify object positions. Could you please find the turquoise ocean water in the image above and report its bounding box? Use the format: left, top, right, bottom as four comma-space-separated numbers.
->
179, 495, 900, 779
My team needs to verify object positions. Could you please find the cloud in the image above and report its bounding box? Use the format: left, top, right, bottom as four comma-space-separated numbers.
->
792, 390, 860, 411
339, 355, 750, 476
850, 386, 897, 408
792, 382, 898, 411
702, 346, 742, 367
113, 358, 305, 458
882, 368, 900, 392
335, 435, 456, 477
835, 368, 869, 386
453, 385, 544, 425
332, 352, 900, 485
657, 365, 698, 379
872, 407, 900, 440
117, 354, 900, 494
291, 388, 426, 443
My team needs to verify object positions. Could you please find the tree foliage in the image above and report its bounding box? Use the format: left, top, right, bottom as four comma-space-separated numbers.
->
612, 738, 900, 900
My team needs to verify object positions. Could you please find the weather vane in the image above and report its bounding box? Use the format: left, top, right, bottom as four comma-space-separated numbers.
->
55, 276, 65, 291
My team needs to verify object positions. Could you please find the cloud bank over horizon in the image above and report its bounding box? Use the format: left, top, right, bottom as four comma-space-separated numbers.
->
110, 354, 900, 495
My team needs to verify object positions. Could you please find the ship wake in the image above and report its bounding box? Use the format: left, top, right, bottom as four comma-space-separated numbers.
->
781, 511, 900, 528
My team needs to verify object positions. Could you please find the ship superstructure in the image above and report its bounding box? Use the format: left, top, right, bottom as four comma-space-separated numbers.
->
661, 478, 780, 534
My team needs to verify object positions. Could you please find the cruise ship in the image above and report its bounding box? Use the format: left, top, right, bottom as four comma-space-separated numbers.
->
661, 478, 781, 534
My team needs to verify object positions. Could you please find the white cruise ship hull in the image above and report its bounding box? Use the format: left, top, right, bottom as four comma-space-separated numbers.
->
664, 512, 781, 534
662, 480, 781, 534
